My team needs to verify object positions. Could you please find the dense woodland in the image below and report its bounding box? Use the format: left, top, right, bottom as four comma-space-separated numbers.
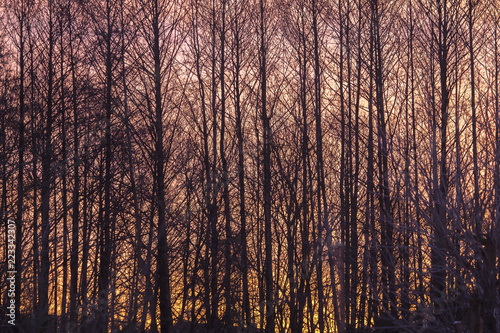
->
1, 0, 500, 332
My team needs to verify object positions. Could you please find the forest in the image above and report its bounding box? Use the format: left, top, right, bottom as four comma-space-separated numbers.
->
1, 0, 500, 332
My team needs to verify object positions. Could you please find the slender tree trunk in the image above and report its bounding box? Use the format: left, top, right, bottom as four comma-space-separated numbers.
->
297, 10, 310, 330
148, 194, 159, 333
259, 0, 274, 330
409, 0, 423, 304
60, 11, 69, 326
366, 14, 378, 325
98, 0, 114, 330
345, 2, 355, 327
453, 20, 465, 321
494, 18, 500, 333
79, 129, 90, 324
27, 23, 40, 313
121, 9, 143, 325
338, 1, 347, 330
287, 197, 297, 333
152, 1, 174, 331
431, 2, 451, 322
219, 0, 233, 326
39, 1, 55, 329
350, 1, 361, 328
312, 0, 325, 330
469, 0, 479, 238
53, 191, 59, 327
188, 225, 202, 330
181, 174, 192, 321
15, 1, 26, 324
402, 8, 412, 318
209, 1, 219, 327
233, 8, 251, 326
69, 0, 80, 323
371, 0, 396, 326
139, 186, 156, 332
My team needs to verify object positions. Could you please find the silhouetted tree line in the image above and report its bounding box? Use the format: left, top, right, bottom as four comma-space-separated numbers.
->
1, 0, 499, 332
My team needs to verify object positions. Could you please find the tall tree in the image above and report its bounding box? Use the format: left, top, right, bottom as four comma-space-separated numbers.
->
260, 0, 274, 331
14, 0, 27, 324
425, 0, 459, 326
39, 0, 56, 329
97, 0, 116, 330
312, 0, 326, 330
69, 0, 82, 323
231, 0, 251, 325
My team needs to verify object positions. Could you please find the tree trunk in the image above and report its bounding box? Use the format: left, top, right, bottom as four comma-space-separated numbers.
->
260, 0, 274, 330
59, 12, 69, 326
220, 0, 232, 326
152, 1, 174, 331
69, 0, 80, 323
15, 1, 26, 324
39, 1, 55, 329
98, 1, 114, 330
233, 7, 251, 326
